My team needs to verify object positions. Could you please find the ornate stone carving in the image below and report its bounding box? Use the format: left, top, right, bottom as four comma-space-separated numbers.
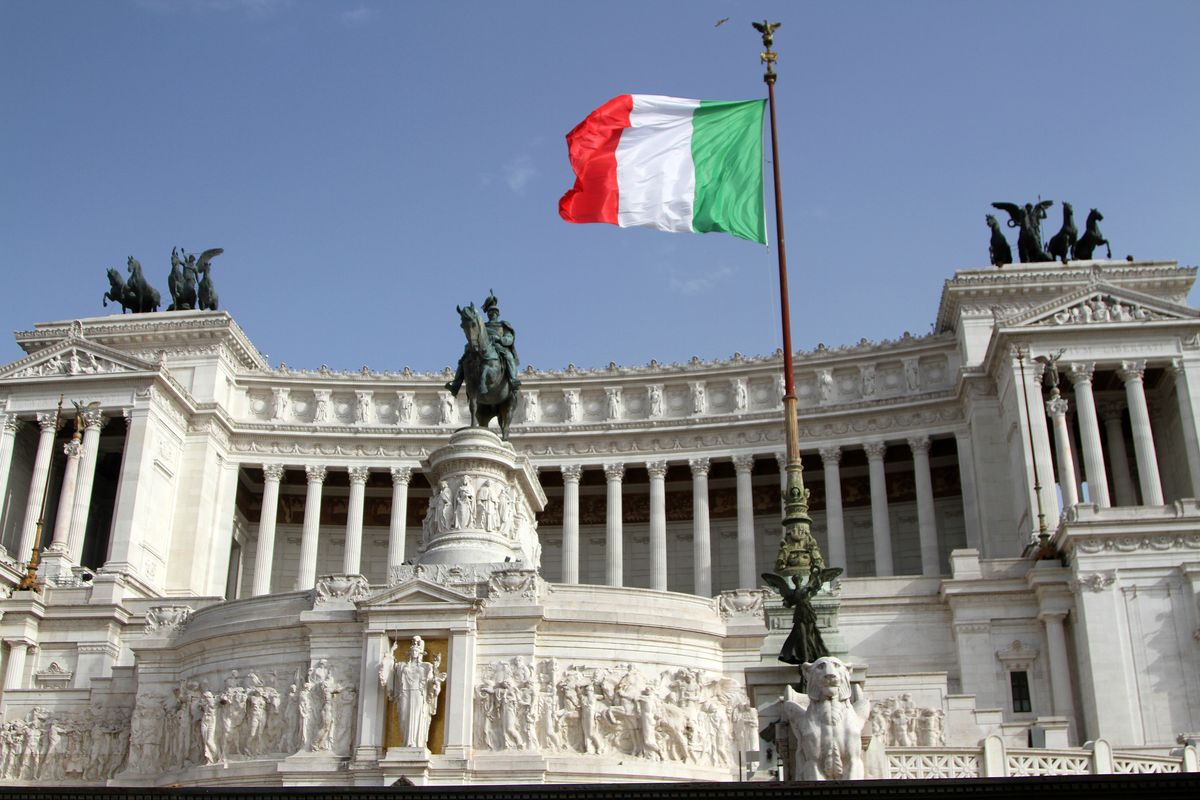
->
863, 441, 887, 461
604, 387, 622, 421
1071, 571, 1116, 593
560, 464, 583, 483
378, 636, 446, 749
716, 588, 765, 622
10, 347, 131, 378
647, 384, 664, 419
1050, 295, 1159, 326
313, 574, 371, 605
860, 364, 877, 397
347, 465, 370, 485
354, 391, 373, 425
262, 463, 285, 482
733, 378, 749, 412
305, 464, 327, 484
473, 658, 756, 767
867, 693, 945, 747
603, 462, 625, 482
271, 388, 290, 422
1066, 362, 1095, 387
563, 389, 581, 423
144, 605, 193, 634
522, 390, 539, 424
391, 466, 412, 486
819, 445, 842, 465
312, 389, 331, 423
440, 392, 456, 425
731, 454, 755, 475
485, 568, 543, 604
688, 457, 710, 477
907, 435, 930, 454
690, 381, 707, 415
996, 639, 1039, 671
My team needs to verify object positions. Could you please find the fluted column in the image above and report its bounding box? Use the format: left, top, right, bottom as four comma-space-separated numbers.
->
1040, 610, 1076, 742
1098, 401, 1136, 506
604, 462, 624, 587
66, 408, 105, 564
49, 434, 83, 551
561, 465, 582, 584
732, 455, 757, 589
864, 442, 894, 577
909, 436, 940, 577
1020, 360, 1061, 527
294, 465, 326, 591
1067, 363, 1110, 507
689, 458, 712, 597
3, 640, 30, 691
819, 446, 848, 574
343, 466, 369, 574
17, 414, 59, 564
251, 464, 284, 596
646, 461, 668, 591
1118, 360, 1163, 505
0, 416, 20, 508
1047, 394, 1080, 509
1168, 359, 1200, 498
387, 467, 412, 579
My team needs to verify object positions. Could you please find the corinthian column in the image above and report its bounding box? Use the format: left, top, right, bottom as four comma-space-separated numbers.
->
732, 455, 757, 589
819, 446, 848, 574
17, 414, 59, 564
1046, 393, 1080, 509
690, 457, 712, 597
1118, 360, 1163, 505
1097, 401, 1136, 507
604, 462, 624, 587
646, 461, 668, 591
560, 465, 582, 584
1067, 363, 1110, 507
908, 436, 940, 577
66, 407, 105, 564
294, 465, 326, 591
251, 464, 284, 596
344, 466, 370, 575
49, 433, 83, 551
864, 442, 894, 577
387, 467, 412, 580
0, 415, 20, 509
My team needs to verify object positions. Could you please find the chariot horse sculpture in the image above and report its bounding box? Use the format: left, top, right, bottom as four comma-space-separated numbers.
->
446, 303, 520, 440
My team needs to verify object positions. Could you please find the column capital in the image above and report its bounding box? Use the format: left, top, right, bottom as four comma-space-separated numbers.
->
907, 435, 931, 454
262, 463, 286, 482
36, 412, 58, 432
1167, 357, 1185, 376
390, 466, 412, 486
1096, 399, 1125, 421
81, 407, 105, 430
644, 461, 668, 479
62, 439, 83, 460
689, 457, 711, 476
819, 445, 842, 465
1046, 395, 1071, 419
863, 441, 887, 461
775, 451, 787, 469
1, 415, 21, 435
731, 455, 755, 475
603, 462, 625, 482
1038, 609, 1068, 624
1117, 359, 1146, 383
306, 465, 328, 484
348, 466, 370, 484
1066, 362, 1095, 386
561, 464, 584, 482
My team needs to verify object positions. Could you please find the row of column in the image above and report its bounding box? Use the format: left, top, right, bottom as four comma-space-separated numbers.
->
250, 464, 414, 596
0, 408, 107, 571
558, 438, 947, 593
1042, 360, 1168, 512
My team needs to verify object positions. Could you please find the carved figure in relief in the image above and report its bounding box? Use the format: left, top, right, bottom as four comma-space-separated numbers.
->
734, 378, 748, 412
860, 365, 876, 397
313, 391, 330, 423
522, 391, 539, 423
453, 479, 476, 529
781, 657, 870, 781
440, 392, 456, 425
313, 675, 339, 751
199, 691, 220, 765
498, 484, 515, 536
605, 388, 622, 420
648, 385, 664, 418
817, 369, 833, 404
904, 359, 920, 391
397, 392, 414, 424
477, 480, 501, 532
691, 383, 706, 415
355, 392, 372, 424
296, 682, 315, 752
564, 390, 581, 423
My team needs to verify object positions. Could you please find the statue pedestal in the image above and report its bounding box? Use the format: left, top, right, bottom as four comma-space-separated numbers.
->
764, 584, 849, 662
417, 428, 546, 568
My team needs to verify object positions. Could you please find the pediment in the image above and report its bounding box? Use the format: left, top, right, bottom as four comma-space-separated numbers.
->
1001, 282, 1200, 329
0, 333, 157, 380
360, 577, 480, 609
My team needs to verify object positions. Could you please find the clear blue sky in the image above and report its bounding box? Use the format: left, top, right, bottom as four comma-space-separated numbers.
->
2, 1, 1197, 373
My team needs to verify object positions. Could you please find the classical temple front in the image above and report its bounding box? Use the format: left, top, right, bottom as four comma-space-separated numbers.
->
0, 259, 1197, 785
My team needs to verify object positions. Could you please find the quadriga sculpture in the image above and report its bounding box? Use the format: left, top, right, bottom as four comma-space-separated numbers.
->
780, 657, 870, 781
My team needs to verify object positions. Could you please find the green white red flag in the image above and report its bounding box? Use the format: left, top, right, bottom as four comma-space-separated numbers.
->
558, 95, 767, 244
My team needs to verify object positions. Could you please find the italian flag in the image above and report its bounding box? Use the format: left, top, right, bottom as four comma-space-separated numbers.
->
558, 95, 767, 244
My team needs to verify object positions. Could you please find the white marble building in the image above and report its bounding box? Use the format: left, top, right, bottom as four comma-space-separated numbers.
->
0, 259, 1196, 785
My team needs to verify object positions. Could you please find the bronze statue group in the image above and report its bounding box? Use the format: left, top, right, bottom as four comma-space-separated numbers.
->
102, 247, 223, 314
988, 200, 1111, 267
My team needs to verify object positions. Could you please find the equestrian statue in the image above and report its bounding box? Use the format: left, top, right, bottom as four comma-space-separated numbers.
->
446, 290, 522, 440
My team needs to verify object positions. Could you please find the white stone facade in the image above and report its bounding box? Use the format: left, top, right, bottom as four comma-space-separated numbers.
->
0, 260, 1196, 785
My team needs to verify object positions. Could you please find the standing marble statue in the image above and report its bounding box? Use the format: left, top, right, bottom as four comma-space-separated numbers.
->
379, 636, 447, 749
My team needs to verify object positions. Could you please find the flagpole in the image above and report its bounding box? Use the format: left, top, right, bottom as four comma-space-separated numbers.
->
756, 21, 827, 581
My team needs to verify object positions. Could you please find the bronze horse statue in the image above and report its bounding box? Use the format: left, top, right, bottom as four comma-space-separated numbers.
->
1072, 209, 1111, 260
449, 303, 519, 440
1047, 202, 1077, 264
124, 257, 161, 313
103, 268, 132, 313
167, 247, 198, 310
986, 214, 1012, 267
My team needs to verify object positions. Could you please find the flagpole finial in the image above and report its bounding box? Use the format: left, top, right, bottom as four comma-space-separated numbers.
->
752, 20, 781, 83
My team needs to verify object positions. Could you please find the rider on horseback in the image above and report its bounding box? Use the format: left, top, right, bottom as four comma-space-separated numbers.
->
446, 290, 521, 396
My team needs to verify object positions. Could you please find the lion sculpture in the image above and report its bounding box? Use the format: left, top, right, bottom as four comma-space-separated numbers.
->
780, 656, 870, 781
